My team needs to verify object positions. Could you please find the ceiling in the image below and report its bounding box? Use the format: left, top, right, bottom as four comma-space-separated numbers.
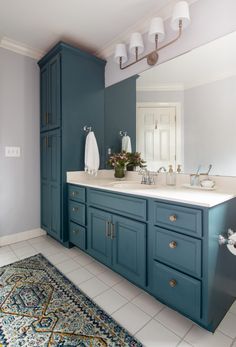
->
0, 0, 180, 59
137, 31, 236, 91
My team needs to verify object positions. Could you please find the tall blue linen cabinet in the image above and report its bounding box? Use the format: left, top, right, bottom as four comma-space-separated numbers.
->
38, 42, 106, 244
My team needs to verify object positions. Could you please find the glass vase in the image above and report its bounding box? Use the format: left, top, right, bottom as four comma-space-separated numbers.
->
114, 166, 125, 179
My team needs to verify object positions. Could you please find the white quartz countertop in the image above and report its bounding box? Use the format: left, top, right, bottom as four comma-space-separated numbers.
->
67, 171, 236, 208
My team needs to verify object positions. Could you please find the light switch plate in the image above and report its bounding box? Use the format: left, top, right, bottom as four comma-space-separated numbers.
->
5, 146, 21, 157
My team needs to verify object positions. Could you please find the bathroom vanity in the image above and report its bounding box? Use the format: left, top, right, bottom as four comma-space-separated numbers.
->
67, 172, 236, 332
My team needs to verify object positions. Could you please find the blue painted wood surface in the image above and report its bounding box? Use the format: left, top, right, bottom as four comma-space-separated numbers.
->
153, 226, 202, 278
69, 221, 86, 250
87, 207, 112, 266
112, 215, 147, 286
88, 188, 147, 221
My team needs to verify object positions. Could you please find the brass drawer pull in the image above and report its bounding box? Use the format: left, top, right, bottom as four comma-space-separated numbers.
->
169, 279, 177, 288
72, 229, 79, 234
72, 207, 79, 212
169, 241, 177, 249
71, 191, 79, 196
169, 215, 177, 222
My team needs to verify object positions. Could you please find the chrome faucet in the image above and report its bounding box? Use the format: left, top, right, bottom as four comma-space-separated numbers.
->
157, 166, 167, 173
139, 168, 157, 185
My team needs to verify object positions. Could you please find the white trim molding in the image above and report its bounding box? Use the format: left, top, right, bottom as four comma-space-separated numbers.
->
0, 37, 44, 60
0, 228, 46, 247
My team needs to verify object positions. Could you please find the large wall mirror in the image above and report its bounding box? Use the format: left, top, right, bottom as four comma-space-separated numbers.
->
135, 31, 236, 176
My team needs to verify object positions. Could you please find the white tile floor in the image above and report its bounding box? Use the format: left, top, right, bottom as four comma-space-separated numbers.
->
1, 234, 236, 347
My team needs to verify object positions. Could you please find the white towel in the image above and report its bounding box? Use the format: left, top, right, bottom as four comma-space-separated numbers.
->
122, 135, 132, 152
84, 131, 100, 175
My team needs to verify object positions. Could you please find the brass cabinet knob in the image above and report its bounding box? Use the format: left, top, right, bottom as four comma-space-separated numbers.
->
71, 191, 79, 196
72, 229, 79, 234
169, 241, 177, 249
169, 215, 177, 222
169, 279, 177, 288
72, 207, 79, 212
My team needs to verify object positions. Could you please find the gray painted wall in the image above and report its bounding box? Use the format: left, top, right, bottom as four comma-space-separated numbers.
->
0, 48, 40, 237
184, 76, 236, 176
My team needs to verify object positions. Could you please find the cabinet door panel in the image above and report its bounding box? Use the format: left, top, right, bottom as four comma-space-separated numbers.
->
48, 130, 61, 184
41, 181, 49, 232
48, 54, 61, 130
87, 207, 112, 266
112, 215, 146, 287
40, 133, 48, 181
40, 65, 48, 131
49, 183, 61, 240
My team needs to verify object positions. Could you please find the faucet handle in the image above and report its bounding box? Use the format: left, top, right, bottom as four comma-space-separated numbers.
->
139, 168, 147, 175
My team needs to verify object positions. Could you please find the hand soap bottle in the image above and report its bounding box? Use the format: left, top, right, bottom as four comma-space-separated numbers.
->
166, 165, 176, 186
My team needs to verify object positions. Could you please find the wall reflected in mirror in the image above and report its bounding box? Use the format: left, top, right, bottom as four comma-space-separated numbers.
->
136, 31, 236, 176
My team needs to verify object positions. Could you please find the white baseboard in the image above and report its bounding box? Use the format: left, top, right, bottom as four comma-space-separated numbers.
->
0, 228, 46, 247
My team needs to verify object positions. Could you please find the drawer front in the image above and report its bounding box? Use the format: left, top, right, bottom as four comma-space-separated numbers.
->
68, 185, 86, 203
153, 202, 202, 237
153, 227, 202, 277
153, 261, 201, 320
69, 201, 86, 226
88, 189, 147, 221
69, 222, 86, 250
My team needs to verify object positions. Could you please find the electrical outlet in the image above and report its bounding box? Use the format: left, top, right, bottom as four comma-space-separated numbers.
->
5, 146, 21, 158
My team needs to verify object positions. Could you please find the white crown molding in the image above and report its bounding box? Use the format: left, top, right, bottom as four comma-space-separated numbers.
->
0, 228, 46, 246
96, 0, 198, 59
0, 37, 44, 60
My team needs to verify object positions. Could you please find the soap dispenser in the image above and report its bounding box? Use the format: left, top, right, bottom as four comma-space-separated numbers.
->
166, 165, 176, 186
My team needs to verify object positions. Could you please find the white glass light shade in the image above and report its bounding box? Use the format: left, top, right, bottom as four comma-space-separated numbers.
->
148, 17, 165, 43
129, 32, 144, 55
114, 43, 128, 64
171, 1, 191, 31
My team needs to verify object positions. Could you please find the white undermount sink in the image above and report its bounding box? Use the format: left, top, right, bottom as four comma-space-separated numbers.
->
105, 181, 156, 189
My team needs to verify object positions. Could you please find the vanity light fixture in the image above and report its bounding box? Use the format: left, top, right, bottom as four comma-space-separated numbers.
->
114, 1, 190, 70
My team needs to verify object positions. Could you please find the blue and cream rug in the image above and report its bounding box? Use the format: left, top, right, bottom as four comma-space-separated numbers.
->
0, 253, 142, 346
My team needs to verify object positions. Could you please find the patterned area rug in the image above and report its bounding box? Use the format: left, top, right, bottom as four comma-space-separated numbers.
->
0, 254, 142, 347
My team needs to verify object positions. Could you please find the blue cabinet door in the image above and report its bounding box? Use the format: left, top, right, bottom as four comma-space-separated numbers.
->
48, 129, 61, 240
40, 133, 49, 232
112, 215, 146, 287
40, 54, 61, 132
40, 65, 48, 132
40, 130, 61, 241
48, 54, 61, 130
87, 207, 112, 266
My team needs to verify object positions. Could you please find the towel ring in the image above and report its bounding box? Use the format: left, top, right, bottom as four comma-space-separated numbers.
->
119, 131, 128, 137
84, 126, 92, 132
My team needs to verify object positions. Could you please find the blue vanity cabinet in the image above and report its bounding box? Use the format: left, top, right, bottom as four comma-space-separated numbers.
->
39, 42, 106, 244
148, 198, 236, 331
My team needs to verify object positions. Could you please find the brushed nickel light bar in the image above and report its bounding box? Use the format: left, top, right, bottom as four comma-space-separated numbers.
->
114, 1, 191, 70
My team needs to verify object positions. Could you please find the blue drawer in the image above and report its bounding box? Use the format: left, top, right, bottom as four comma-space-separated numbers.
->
153, 227, 202, 278
88, 189, 147, 221
68, 185, 86, 203
153, 202, 202, 237
69, 200, 86, 226
153, 261, 201, 320
69, 221, 86, 250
